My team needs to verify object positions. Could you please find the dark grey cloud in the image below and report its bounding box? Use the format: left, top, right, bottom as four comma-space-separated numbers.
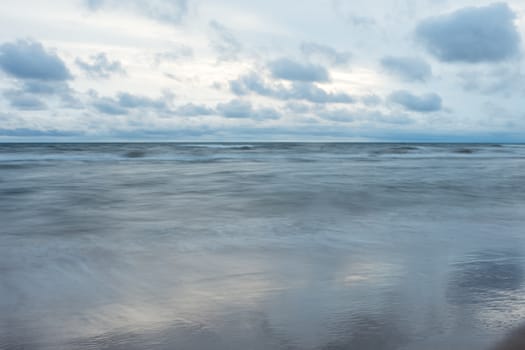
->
93, 97, 129, 115
209, 20, 242, 61
416, 3, 520, 63
174, 103, 214, 116
268, 58, 330, 82
24, 81, 82, 109
117, 92, 166, 109
389, 90, 442, 112
290, 82, 354, 103
86, 0, 188, 25
458, 66, 525, 97
346, 15, 376, 27
300, 42, 352, 66
3, 90, 47, 110
21, 81, 70, 95
361, 94, 382, 106
230, 72, 272, 96
313, 105, 412, 125
285, 102, 311, 114
317, 108, 356, 123
6, 122, 516, 142
4, 81, 79, 110
0, 39, 71, 81
0, 128, 78, 137
86, 0, 103, 10
112, 126, 213, 139
230, 72, 354, 104
380, 56, 432, 82
216, 99, 280, 120
216, 99, 252, 118
372, 112, 413, 125
60, 93, 84, 110
76, 53, 125, 78
252, 107, 281, 120
91, 92, 169, 115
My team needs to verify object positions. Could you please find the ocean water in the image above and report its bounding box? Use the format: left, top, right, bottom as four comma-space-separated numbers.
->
1, 143, 525, 350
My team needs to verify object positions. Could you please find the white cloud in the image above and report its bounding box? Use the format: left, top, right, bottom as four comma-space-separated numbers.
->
0, 0, 523, 140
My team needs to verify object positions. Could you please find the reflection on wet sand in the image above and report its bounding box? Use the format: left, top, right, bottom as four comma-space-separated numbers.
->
67, 311, 410, 350
70, 313, 297, 350
3, 229, 525, 350
448, 250, 524, 305
321, 312, 408, 350
446, 249, 525, 334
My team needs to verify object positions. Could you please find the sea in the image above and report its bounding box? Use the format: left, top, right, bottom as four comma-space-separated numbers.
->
1, 143, 524, 350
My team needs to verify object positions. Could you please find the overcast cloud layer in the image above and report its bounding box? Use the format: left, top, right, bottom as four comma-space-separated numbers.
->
0, 0, 524, 141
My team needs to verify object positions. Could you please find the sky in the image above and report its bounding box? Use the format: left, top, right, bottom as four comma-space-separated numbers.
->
0, 0, 524, 141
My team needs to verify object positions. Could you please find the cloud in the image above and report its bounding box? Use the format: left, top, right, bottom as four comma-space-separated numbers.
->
284, 102, 311, 114
4, 1, 525, 142
380, 56, 432, 82
3, 90, 47, 110
332, 0, 376, 27
117, 92, 166, 109
174, 103, 214, 116
216, 99, 253, 118
86, 0, 188, 25
300, 42, 352, 66
361, 94, 382, 106
317, 108, 356, 123
458, 66, 525, 97
290, 82, 354, 103
216, 99, 280, 120
0, 128, 78, 137
0, 39, 71, 81
86, 0, 103, 10
230, 72, 272, 96
91, 92, 168, 115
209, 20, 242, 61
252, 107, 281, 120
268, 58, 330, 82
416, 3, 520, 63
299, 104, 413, 125
21, 81, 70, 95
4, 81, 79, 109
154, 45, 193, 65
230, 72, 354, 104
93, 97, 129, 115
76, 53, 125, 79
388, 90, 442, 112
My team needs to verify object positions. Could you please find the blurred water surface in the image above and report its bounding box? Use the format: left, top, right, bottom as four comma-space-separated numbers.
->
1, 143, 525, 349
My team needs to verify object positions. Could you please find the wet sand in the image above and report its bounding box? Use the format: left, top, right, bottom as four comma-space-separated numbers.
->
1, 143, 525, 349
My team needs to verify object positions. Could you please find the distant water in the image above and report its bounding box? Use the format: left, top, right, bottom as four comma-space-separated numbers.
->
1, 143, 525, 350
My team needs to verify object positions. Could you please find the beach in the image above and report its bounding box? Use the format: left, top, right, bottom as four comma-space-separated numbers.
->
1, 143, 524, 349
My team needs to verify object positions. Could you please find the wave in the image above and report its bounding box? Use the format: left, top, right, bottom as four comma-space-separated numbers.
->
123, 150, 147, 158
179, 144, 255, 150
0, 143, 523, 163
453, 148, 476, 154
372, 145, 420, 155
